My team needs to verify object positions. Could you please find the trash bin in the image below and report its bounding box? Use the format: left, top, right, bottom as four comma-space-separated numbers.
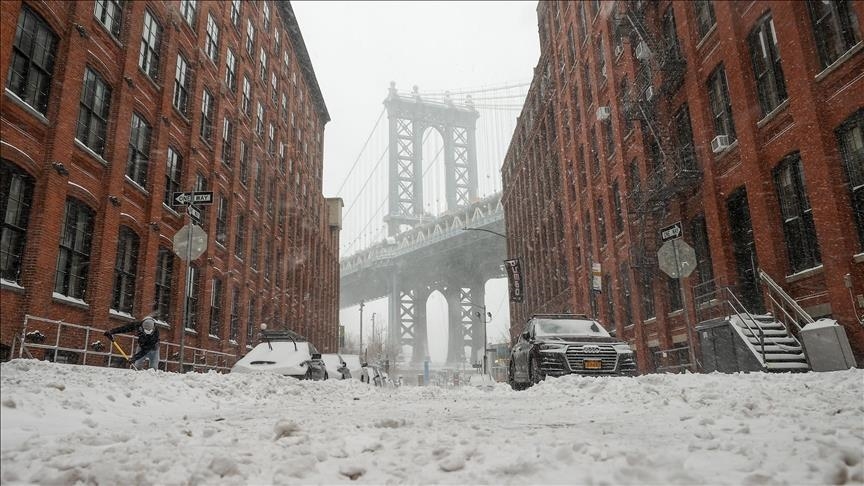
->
800, 319, 857, 371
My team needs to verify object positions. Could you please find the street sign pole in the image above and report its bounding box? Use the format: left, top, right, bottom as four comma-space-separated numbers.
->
178, 204, 195, 373
672, 239, 697, 372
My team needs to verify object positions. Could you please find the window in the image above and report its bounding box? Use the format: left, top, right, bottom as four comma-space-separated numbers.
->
275, 29, 281, 54
578, 2, 587, 43
173, 54, 190, 115
246, 19, 255, 57
250, 227, 259, 270
807, 0, 861, 69
225, 48, 237, 92
640, 269, 656, 320
662, 7, 682, 60
255, 162, 264, 202
185, 265, 200, 330
774, 153, 821, 272
264, 240, 272, 281
76, 68, 112, 156
749, 14, 787, 116
139, 10, 161, 80
241, 75, 251, 116
247, 295, 256, 342
582, 62, 593, 106
604, 274, 614, 327
235, 212, 245, 258
263, 2, 271, 30
566, 26, 576, 65
694, 0, 716, 40
256, 101, 264, 136
205, 13, 219, 63
620, 78, 633, 133
94, 0, 123, 37
590, 126, 600, 175
612, 181, 624, 234
230, 287, 240, 342
674, 104, 697, 170
690, 214, 715, 291
210, 277, 223, 337
267, 179, 276, 216
230, 0, 240, 27
239, 141, 249, 186
596, 198, 607, 247
271, 72, 278, 103
837, 110, 864, 248
180, 0, 196, 27
201, 89, 214, 142
667, 277, 683, 312
602, 116, 614, 156
126, 113, 151, 187
259, 48, 267, 80
281, 93, 288, 120
7, 5, 58, 115
279, 143, 286, 174
154, 247, 174, 320
577, 145, 587, 189
216, 195, 228, 247
164, 147, 182, 207
268, 123, 275, 155
707, 64, 737, 143
111, 226, 139, 313
194, 173, 208, 228
275, 249, 283, 287
596, 36, 606, 83
54, 198, 94, 299
619, 263, 633, 327
0, 161, 34, 284
221, 118, 234, 166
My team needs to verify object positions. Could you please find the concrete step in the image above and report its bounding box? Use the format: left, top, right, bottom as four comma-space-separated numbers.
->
765, 361, 810, 371
764, 353, 807, 361
742, 328, 791, 337
748, 336, 799, 345
749, 344, 803, 353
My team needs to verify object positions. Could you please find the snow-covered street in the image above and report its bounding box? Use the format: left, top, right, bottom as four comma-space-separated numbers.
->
1, 360, 862, 485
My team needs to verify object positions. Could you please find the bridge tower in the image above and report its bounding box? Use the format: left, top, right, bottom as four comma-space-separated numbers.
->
382, 83, 483, 364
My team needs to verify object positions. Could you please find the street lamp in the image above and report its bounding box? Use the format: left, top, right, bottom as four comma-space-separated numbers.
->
461, 227, 506, 239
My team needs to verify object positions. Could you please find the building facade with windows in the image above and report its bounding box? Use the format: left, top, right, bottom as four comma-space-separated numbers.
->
503, 0, 864, 372
0, 0, 341, 365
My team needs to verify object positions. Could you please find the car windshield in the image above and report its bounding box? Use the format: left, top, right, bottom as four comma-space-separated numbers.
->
534, 319, 610, 337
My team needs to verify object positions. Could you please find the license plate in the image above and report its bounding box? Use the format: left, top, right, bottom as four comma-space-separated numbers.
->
584, 359, 602, 370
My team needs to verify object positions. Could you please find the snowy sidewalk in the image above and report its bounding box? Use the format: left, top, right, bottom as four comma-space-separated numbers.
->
2, 359, 862, 485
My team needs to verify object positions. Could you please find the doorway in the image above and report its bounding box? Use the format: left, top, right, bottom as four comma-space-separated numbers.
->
726, 187, 763, 313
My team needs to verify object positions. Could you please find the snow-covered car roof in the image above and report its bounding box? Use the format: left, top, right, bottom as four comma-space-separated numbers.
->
231, 341, 314, 376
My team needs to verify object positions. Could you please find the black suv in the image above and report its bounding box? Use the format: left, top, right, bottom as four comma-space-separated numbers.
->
509, 314, 637, 389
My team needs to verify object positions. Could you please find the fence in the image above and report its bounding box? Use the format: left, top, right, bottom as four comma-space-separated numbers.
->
13, 315, 237, 373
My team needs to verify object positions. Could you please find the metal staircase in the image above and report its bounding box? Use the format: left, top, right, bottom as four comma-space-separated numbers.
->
730, 313, 809, 372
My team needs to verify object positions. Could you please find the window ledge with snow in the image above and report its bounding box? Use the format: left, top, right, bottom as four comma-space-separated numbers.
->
853, 253, 864, 264
109, 309, 135, 321
52, 292, 89, 309
154, 319, 170, 328
4, 89, 49, 125
1, 278, 24, 293
815, 42, 863, 82
785, 265, 823, 283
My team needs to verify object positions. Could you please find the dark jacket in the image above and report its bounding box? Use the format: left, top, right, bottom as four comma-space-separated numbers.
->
109, 321, 160, 351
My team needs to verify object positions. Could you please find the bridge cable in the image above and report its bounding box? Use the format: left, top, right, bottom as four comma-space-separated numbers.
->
334, 107, 386, 197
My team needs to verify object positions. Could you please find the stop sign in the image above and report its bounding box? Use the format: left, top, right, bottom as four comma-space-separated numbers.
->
173, 223, 207, 261
657, 239, 696, 279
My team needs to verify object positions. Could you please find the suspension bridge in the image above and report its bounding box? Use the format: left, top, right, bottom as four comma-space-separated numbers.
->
336, 81, 527, 364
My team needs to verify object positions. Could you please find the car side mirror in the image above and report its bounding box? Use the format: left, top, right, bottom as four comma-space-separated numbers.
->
608, 329, 617, 338
311, 353, 321, 360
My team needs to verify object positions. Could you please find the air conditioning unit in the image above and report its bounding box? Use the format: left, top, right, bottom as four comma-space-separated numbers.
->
615, 44, 624, 58
711, 135, 730, 153
635, 41, 652, 61
644, 85, 655, 102
596, 106, 611, 121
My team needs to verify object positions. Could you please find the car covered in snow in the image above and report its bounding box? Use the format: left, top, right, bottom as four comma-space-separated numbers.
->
231, 335, 328, 380
341, 354, 365, 382
509, 314, 637, 389
321, 353, 352, 380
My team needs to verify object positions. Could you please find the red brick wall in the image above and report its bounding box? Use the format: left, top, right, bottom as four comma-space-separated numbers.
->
1, 1, 339, 362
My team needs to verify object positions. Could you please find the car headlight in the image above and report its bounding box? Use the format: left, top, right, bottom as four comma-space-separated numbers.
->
539, 343, 566, 351
613, 344, 634, 354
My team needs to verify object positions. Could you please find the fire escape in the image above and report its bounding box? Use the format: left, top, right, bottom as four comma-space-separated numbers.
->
614, 1, 698, 269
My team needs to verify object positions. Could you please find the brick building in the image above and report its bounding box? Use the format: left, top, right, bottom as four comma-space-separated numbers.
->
0, 0, 341, 367
502, 0, 864, 372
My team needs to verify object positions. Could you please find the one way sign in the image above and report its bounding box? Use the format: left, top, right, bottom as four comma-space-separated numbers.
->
660, 221, 683, 242
172, 191, 214, 206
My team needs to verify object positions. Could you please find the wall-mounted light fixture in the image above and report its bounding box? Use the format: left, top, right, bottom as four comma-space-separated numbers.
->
148, 221, 160, 231
108, 195, 121, 207
51, 161, 69, 176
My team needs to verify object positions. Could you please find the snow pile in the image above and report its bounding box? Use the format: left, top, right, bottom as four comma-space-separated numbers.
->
2, 359, 863, 484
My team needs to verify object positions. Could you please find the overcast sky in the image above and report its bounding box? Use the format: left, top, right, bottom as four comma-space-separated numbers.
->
291, 1, 540, 363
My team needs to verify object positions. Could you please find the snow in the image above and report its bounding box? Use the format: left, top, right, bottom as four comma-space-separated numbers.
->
2, 359, 863, 485
1, 278, 24, 290
51, 292, 88, 307
803, 318, 840, 330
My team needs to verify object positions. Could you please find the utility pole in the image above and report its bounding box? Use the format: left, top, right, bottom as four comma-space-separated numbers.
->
371, 312, 376, 362
359, 301, 364, 359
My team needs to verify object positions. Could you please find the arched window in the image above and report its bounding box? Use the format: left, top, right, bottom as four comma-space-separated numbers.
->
111, 226, 140, 313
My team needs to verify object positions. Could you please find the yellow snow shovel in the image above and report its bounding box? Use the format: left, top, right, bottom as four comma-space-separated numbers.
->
110, 339, 138, 370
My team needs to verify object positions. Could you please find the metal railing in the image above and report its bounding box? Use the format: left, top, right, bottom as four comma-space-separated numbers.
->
758, 269, 815, 338
15, 315, 237, 373
695, 286, 768, 364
